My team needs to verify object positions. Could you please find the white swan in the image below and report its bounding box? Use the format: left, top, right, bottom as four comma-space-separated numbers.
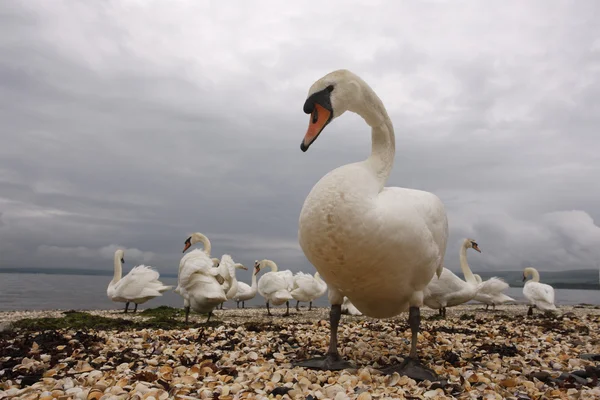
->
255, 259, 294, 316
423, 238, 483, 317
523, 267, 557, 315
341, 297, 362, 316
473, 274, 515, 310
177, 232, 228, 322
296, 70, 448, 380
215, 254, 247, 309
107, 249, 172, 313
233, 268, 259, 308
291, 271, 328, 311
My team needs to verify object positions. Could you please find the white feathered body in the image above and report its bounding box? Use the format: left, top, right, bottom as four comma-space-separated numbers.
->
299, 162, 448, 319
291, 272, 328, 302
234, 273, 258, 302
107, 265, 172, 305
177, 250, 227, 313
523, 281, 556, 311
423, 267, 481, 309
474, 277, 515, 305
341, 296, 362, 315
258, 270, 294, 306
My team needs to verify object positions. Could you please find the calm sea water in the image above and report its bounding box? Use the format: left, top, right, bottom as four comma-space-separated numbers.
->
0, 273, 599, 312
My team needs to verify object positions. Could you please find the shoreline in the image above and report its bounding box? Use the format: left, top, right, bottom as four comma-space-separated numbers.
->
1, 304, 599, 399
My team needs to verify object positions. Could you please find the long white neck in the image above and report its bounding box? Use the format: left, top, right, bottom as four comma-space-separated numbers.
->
264, 260, 278, 272
112, 253, 123, 283
314, 272, 327, 290
250, 270, 258, 289
353, 82, 395, 188
525, 267, 540, 282
459, 241, 476, 284
194, 233, 211, 255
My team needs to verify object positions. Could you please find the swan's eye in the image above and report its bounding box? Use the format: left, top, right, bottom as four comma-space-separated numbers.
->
312, 108, 319, 123
326, 85, 334, 92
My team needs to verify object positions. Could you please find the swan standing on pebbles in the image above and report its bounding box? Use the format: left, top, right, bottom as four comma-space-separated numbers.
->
291, 271, 328, 311
423, 238, 483, 317
255, 259, 294, 316
295, 70, 448, 381
107, 249, 172, 313
176, 232, 227, 323
234, 267, 259, 308
523, 267, 557, 316
216, 255, 247, 309
473, 274, 515, 310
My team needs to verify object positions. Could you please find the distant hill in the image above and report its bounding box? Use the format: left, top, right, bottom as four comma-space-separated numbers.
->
472, 269, 600, 290
0, 267, 178, 278
1, 267, 598, 290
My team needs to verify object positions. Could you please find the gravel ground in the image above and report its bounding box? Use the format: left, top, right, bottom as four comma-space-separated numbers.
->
1, 304, 599, 399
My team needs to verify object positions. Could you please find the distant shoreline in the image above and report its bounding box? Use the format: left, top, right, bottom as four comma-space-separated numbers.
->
1, 267, 599, 290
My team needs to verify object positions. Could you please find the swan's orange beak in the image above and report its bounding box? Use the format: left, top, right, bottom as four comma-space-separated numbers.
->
301, 103, 332, 152
182, 242, 191, 253
472, 244, 481, 253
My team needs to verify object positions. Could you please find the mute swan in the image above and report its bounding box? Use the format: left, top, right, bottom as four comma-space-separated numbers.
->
291, 271, 328, 311
255, 259, 294, 316
233, 267, 259, 308
341, 297, 362, 316
523, 267, 556, 316
423, 238, 483, 317
473, 274, 515, 310
107, 249, 172, 313
176, 232, 227, 322
216, 255, 247, 309
295, 70, 448, 381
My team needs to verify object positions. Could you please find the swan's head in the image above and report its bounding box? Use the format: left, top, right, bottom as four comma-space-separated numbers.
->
253, 260, 261, 275
301, 69, 365, 152
474, 274, 482, 283
183, 232, 207, 253
523, 267, 536, 282
115, 249, 125, 264
466, 238, 481, 253
211, 257, 220, 267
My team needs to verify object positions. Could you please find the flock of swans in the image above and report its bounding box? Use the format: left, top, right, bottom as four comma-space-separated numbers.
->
105, 69, 559, 380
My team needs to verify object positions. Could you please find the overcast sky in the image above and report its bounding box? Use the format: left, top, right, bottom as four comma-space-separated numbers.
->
1, 1, 599, 281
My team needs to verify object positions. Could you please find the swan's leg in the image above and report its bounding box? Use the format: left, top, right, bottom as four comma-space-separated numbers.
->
283, 301, 290, 317
293, 289, 352, 371
309, 301, 313, 311
492, 304, 496, 311
485, 304, 489, 311
242, 301, 245, 308
380, 306, 439, 382
185, 306, 190, 323
438, 308, 442, 316
133, 303, 138, 313
236, 301, 239, 309
266, 301, 272, 316
527, 305, 533, 316
206, 311, 212, 323
124, 302, 129, 313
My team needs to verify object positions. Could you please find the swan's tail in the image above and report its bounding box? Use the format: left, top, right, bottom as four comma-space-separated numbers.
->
270, 290, 294, 305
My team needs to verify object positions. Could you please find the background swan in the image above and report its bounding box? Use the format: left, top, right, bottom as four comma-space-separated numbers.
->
473, 274, 515, 310
233, 267, 259, 308
291, 271, 328, 311
216, 254, 247, 309
107, 249, 172, 313
176, 232, 225, 322
295, 69, 448, 381
341, 297, 362, 316
255, 259, 294, 316
523, 267, 557, 316
423, 238, 483, 317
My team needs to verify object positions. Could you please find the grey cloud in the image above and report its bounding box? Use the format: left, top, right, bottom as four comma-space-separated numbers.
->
1, 0, 599, 281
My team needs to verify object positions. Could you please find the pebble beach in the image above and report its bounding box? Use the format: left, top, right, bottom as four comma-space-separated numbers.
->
1, 304, 599, 400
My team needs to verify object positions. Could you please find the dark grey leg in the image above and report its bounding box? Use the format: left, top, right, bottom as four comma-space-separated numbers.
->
133, 303, 138, 313
206, 311, 212, 323
283, 301, 290, 316
266, 301, 272, 316
185, 306, 190, 323
309, 301, 313, 311
527, 305, 533, 316
293, 304, 352, 370
379, 307, 440, 382
124, 302, 129, 313
296, 300, 300, 311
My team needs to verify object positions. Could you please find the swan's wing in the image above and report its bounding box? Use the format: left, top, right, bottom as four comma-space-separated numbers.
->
258, 273, 289, 296
524, 282, 556, 309
481, 277, 509, 294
